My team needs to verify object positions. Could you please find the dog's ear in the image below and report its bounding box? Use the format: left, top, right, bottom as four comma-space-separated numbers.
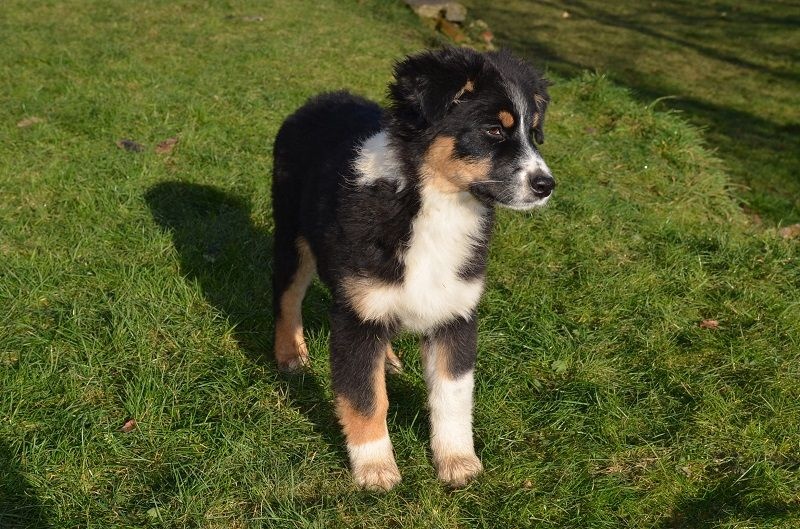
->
389, 47, 485, 130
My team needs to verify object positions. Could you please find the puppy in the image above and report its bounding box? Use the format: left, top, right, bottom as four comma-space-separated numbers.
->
271, 47, 554, 491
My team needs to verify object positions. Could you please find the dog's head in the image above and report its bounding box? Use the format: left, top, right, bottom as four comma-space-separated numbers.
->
388, 47, 554, 210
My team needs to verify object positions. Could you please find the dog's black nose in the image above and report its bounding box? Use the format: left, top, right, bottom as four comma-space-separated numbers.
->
529, 172, 556, 198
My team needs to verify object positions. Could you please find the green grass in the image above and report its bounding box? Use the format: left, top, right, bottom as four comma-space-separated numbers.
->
462, 0, 800, 225
1, 1, 799, 528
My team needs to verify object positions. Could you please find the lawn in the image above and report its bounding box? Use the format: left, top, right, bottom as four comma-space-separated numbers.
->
1, 1, 799, 528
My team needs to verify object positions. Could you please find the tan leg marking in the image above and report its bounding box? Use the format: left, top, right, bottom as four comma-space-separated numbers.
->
421, 336, 454, 381
420, 136, 491, 193
498, 110, 514, 128
274, 237, 316, 372
336, 354, 389, 444
385, 343, 403, 375
336, 353, 401, 491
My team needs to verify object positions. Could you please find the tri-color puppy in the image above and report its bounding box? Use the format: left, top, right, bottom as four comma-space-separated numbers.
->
271, 47, 554, 491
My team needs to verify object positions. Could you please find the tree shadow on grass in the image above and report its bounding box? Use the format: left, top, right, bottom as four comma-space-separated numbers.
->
660, 473, 797, 528
144, 181, 428, 459
0, 440, 51, 529
538, 0, 800, 82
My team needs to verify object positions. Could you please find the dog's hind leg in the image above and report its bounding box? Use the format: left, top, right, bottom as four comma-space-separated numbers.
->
273, 235, 316, 373
423, 314, 483, 488
330, 305, 401, 491
385, 343, 403, 375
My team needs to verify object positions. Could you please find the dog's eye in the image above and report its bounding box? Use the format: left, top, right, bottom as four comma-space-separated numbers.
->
486, 126, 503, 138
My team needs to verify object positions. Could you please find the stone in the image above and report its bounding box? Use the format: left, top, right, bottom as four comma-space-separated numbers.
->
405, 1, 467, 23
779, 223, 800, 239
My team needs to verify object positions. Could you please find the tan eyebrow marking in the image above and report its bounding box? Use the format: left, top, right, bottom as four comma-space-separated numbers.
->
498, 110, 514, 128
452, 79, 475, 104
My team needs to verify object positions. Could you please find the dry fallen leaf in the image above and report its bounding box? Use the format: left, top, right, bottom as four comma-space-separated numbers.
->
120, 418, 138, 433
779, 223, 800, 240
155, 137, 178, 154
438, 19, 467, 43
699, 319, 719, 330
116, 139, 144, 152
17, 116, 44, 128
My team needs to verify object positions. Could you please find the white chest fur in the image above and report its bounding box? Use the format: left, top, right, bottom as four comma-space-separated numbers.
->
346, 182, 487, 333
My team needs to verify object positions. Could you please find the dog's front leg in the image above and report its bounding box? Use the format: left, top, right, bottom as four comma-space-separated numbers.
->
329, 304, 400, 491
423, 314, 483, 487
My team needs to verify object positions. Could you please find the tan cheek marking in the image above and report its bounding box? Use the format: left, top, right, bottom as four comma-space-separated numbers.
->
498, 110, 514, 128
532, 112, 541, 129
421, 136, 491, 193
452, 80, 475, 104
274, 237, 316, 366
335, 360, 389, 445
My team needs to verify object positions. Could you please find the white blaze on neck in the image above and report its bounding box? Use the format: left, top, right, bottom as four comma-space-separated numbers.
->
353, 185, 487, 333
348, 130, 490, 332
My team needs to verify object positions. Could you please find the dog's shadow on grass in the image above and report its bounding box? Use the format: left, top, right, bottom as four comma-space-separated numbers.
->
144, 181, 428, 458
144, 181, 338, 448
0, 440, 51, 528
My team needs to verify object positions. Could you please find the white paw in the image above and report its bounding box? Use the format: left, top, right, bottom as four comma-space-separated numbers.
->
436, 453, 483, 488
353, 460, 402, 491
